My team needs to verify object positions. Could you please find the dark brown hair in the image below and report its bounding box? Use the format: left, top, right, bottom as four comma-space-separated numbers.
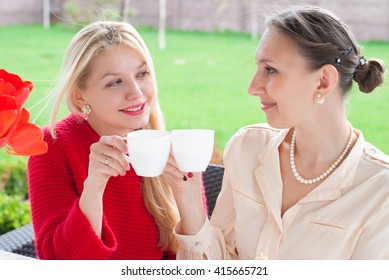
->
266, 6, 385, 94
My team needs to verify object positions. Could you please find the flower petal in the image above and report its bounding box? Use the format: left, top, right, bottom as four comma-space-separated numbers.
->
0, 95, 17, 110
0, 69, 25, 90
18, 107, 30, 124
14, 86, 32, 107
0, 69, 32, 107
0, 79, 17, 97
6, 122, 48, 156
0, 138, 6, 149
0, 109, 18, 138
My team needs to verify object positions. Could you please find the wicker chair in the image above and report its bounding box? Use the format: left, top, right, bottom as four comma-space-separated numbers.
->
0, 223, 36, 258
202, 164, 225, 217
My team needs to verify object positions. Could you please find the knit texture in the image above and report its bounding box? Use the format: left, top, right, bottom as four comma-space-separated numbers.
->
28, 114, 172, 259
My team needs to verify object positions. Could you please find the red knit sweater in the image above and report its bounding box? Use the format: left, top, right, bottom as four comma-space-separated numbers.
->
28, 114, 191, 259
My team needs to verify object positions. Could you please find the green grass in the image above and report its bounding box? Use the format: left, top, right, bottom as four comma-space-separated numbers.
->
1, 24, 389, 163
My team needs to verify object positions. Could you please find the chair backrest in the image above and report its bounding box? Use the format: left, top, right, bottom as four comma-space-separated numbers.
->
0, 223, 36, 258
202, 164, 225, 217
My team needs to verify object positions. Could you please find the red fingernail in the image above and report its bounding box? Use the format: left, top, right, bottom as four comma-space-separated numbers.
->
187, 172, 193, 178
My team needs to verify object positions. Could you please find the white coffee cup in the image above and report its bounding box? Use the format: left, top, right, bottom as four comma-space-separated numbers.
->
171, 129, 214, 172
123, 130, 171, 177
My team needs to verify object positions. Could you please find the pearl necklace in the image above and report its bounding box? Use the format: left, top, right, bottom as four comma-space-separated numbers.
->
289, 127, 354, 185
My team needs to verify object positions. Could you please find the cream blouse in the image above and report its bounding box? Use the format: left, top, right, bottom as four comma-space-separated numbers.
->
175, 124, 389, 259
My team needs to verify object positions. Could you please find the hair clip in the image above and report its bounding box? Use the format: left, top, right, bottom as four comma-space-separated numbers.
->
353, 56, 366, 76
335, 46, 353, 64
359, 56, 366, 66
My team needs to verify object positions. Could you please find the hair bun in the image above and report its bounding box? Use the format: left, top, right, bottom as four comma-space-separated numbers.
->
353, 59, 385, 93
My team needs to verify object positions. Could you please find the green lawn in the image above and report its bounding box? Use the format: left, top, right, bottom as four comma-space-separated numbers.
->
1, 24, 389, 162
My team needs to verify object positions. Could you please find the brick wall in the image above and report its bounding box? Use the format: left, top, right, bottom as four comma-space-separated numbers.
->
0, 0, 388, 40
128, 0, 389, 41
321, 0, 389, 41
0, 0, 64, 26
0, 0, 42, 25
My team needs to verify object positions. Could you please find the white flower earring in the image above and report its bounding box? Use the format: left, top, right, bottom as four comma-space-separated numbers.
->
316, 93, 325, 105
81, 104, 91, 119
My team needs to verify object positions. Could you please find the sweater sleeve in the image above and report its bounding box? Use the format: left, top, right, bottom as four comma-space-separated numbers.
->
27, 131, 117, 259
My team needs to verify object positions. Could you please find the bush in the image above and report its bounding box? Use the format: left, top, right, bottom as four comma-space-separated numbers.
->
0, 159, 28, 198
0, 192, 31, 235
0, 159, 30, 234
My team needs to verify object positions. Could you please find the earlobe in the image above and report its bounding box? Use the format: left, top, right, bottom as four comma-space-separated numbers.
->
316, 64, 339, 98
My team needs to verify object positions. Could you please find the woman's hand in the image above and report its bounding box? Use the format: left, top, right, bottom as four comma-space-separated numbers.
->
79, 135, 130, 237
163, 154, 206, 235
84, 135, 130, 194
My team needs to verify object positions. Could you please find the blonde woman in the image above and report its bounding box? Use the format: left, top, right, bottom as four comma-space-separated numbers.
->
27, 21, 201, 259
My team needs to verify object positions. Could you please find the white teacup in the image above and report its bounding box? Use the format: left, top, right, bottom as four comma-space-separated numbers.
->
123, 130, 171, 177
171, 129, 214, 172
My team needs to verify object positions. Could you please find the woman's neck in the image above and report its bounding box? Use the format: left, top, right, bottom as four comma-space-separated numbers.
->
292, 119, 353, 167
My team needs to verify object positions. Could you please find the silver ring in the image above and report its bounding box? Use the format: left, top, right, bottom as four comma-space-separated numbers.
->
104, 158, 109, 166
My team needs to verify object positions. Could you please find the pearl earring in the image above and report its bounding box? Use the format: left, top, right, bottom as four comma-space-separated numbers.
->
316, 93, 325, 105
81, 104, 91, 116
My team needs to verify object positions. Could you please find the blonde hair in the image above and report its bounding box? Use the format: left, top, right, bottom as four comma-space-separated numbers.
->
49, 21, 179, 253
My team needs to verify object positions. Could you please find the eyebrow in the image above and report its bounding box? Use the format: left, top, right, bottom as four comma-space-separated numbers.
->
257, 58, 274, 64
99, 61, 147, 79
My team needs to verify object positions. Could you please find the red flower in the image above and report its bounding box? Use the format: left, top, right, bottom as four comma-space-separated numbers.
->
0, 69, 48, 156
